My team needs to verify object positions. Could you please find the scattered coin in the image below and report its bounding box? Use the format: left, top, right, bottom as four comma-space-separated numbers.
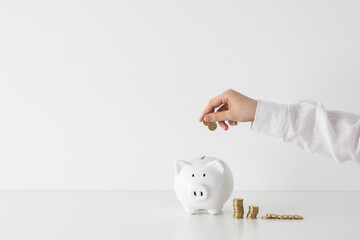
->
261, 214, 304, 220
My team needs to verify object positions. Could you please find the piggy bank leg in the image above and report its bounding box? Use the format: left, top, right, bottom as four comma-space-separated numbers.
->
207, 209, 221, 215
184, 207, 197, 214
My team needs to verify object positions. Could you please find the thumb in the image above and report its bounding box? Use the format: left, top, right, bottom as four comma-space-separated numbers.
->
204, 111, 230, 122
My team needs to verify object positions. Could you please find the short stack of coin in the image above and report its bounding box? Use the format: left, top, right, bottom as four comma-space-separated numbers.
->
203, 121, 217, 131
233, 198, 244, 219
261, 214, 303, 220
246, 206, 259, 219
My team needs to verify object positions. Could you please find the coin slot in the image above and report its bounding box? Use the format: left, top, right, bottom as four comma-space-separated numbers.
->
201, 156, 205, 160
203, 173, 206, 177
200, 191, 203, 197
192, 174, 194, 177
194, 191, 197, 196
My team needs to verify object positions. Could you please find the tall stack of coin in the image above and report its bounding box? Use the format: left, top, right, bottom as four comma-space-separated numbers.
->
233, 198, 244, 219
203, 121, 217, 131
246, 206, 259, 219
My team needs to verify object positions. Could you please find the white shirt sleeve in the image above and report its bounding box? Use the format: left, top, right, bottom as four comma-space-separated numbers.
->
251, 100, 360, 163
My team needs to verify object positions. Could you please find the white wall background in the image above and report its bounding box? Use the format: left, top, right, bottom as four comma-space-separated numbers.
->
1, 0, 360, 191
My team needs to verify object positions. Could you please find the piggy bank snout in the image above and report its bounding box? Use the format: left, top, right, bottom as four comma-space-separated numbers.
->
188, 184, 208, 202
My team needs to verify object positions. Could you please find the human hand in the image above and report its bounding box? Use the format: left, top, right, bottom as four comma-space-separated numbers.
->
199, 89, 258, 130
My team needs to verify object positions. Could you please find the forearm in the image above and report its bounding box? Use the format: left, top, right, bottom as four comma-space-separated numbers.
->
251, 100, 360, 163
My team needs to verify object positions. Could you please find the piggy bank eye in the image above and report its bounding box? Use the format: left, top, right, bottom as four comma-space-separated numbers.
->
203, 173, 206, 177
192, 174, 194, 177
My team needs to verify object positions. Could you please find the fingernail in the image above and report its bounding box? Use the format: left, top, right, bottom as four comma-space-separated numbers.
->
204, 115, 211, 122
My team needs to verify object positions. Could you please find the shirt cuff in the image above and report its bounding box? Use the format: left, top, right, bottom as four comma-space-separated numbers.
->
251, 100, 288, 138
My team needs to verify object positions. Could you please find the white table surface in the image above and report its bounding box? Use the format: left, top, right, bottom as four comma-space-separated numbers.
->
0, 191, 359, 240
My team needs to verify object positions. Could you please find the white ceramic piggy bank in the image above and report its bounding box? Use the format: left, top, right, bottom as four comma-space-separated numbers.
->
174, 156, 234, 215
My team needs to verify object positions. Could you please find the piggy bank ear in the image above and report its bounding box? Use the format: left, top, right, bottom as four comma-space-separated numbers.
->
174, 160, 190, 176
207, 160, 225, 175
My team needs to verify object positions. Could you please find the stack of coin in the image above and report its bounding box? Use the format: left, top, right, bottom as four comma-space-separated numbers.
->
233, 198, 244, 219
261, 214, 303, 220
246, 206, 259, 219
203, 121, 217, 131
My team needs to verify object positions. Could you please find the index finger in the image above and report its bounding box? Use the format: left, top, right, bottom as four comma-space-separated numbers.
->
198, 93, 227, 122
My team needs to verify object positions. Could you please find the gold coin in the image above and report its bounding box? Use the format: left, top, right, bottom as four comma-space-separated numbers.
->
261, 216, 270, 219
266, 214, 272, 218
271, 214, 277, 219
287, 215, 293, 219
203, 121, 209, 126
233, 202, 243, 208
294, 215, 303, 220
208, 122, 217, 131
233, 215, 243, 219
